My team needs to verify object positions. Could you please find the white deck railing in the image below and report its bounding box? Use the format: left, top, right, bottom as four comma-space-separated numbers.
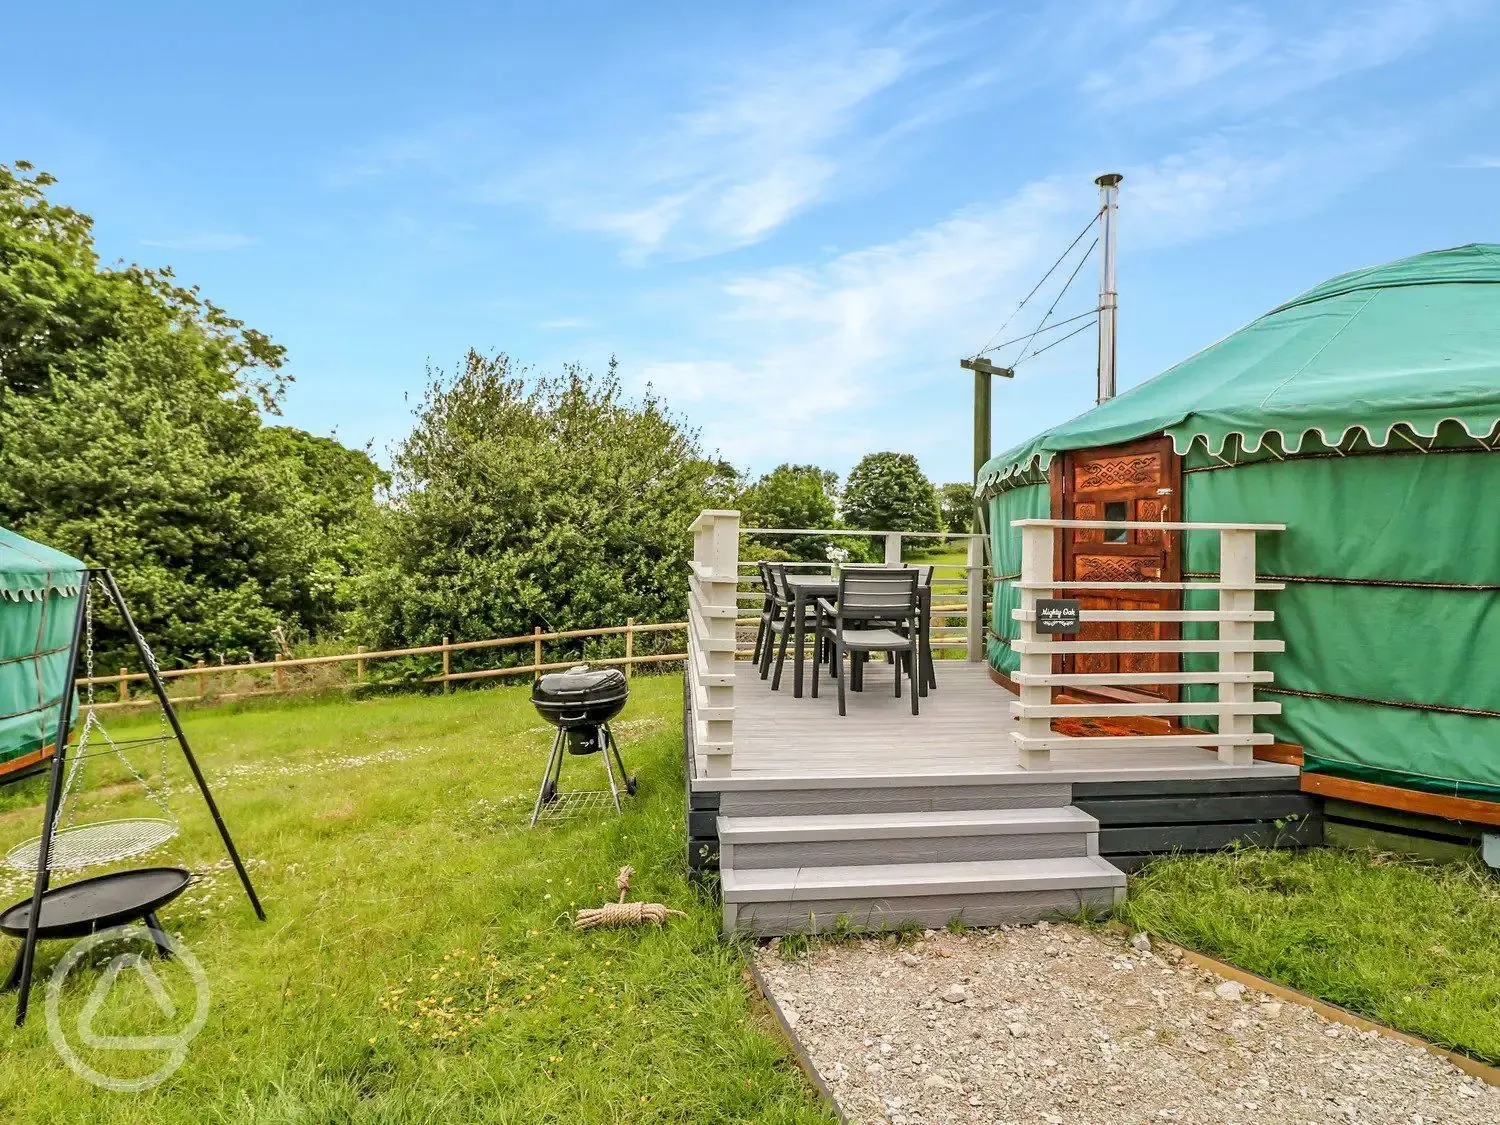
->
1009, 519, 1286, 770
736, 527, 989, 661
689, 510, 740, 777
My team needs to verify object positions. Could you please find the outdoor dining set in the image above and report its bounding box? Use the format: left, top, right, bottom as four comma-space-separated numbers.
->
750, 562, 938, 716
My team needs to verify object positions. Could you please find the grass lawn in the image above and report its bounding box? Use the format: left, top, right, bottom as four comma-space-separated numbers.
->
0, 675, 832, 1123
1119, 847, 1500, 1063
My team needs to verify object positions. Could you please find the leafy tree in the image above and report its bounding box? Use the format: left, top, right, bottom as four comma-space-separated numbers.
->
842, 452, 942, 534
356, 351, 731, 659
737, 463, 839, 561
939, 481, 977, 534
0, 162, 378, 664
258, 427, 388, 637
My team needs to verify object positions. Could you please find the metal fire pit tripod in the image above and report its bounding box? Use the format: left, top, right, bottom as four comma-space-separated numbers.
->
6, 570, 265, 1026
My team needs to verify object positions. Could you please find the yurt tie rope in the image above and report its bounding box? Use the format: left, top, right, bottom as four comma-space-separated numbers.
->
573, 865, 686, 929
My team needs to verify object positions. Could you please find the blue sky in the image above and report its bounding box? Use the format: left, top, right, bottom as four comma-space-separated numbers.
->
6, 1, 1499, 485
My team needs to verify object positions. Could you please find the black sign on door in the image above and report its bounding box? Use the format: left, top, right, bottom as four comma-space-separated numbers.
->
1035, 598, 1082, 635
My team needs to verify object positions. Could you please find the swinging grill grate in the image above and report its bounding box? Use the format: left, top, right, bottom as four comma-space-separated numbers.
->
4, 818, 180, 873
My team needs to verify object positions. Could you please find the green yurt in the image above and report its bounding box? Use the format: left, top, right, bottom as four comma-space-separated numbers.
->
980, 243, 1500, 815
0, 528, 85, 781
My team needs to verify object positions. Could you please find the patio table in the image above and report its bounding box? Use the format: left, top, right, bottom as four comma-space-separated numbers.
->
784, 573, 935, 700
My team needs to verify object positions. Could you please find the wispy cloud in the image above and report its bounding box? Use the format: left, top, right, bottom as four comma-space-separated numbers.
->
497, 45, 910, 262
632, 128, 1426, 470
1081, 0, 1479, 115
140, 232, 255, 252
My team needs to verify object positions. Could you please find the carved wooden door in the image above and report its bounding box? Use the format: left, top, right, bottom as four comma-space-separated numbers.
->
1055, 436, 1181, 701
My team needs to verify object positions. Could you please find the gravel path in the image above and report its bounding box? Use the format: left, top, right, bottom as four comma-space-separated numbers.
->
754, 923, 1498, 1125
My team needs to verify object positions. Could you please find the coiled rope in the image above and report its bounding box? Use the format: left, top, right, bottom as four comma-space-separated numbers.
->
573, 865, 686, 929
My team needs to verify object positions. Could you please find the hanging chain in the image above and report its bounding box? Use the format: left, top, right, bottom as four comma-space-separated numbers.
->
56, 582, 97, 831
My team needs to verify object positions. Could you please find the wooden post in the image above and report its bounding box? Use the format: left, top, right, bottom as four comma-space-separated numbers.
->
118, 667, 129, 705
883, 532, 902, 567
1217, 529, 1258, 768
965, 534, 984, 662
624, 618, 634, 680
442, 636, 451, 693
1016, 524, 1054, 770
195, 659, 206, 700
273, 654, 284, 692
356, 645, 366, 684
533, 627, 543, 682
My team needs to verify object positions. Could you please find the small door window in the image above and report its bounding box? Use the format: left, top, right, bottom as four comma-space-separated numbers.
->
1104, 501, 1128, 542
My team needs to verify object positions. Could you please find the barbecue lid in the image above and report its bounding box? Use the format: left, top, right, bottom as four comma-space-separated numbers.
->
532, 664, 628, 704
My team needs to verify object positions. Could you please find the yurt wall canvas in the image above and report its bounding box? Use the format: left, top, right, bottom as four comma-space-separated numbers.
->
0, 528, 85, 775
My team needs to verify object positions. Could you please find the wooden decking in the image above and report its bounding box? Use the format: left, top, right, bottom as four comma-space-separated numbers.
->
694, 659, 1299, 788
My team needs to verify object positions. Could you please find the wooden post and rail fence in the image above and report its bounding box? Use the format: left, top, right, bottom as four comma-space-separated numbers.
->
80, 620, 695, 712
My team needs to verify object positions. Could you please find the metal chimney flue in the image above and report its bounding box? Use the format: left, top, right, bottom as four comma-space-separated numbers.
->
1095, 173, 1123, 404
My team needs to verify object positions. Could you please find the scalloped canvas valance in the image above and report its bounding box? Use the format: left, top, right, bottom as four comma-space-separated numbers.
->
978, 243, 1500, 494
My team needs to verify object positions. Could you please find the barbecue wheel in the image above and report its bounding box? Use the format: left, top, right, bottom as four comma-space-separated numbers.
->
625, 777, 638, 796
540, 781, 557, 803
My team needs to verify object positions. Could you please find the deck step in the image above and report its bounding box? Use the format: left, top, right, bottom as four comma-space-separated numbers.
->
721, 856, 1126, 937
718, 807, 1099, 869
716, 780, 1073, 817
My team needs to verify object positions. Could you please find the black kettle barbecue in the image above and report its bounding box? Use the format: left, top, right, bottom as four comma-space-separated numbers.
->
529, 665, 636, 825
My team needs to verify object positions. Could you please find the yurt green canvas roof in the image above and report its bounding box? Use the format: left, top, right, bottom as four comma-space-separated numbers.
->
0, 528, 85, 778
981, 243, 1500, 810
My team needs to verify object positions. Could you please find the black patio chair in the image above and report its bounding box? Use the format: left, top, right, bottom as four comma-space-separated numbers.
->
750, 560, 777, 669
811, 569, 921, 716
761, 564, 823, 690
839, 565, 937, 694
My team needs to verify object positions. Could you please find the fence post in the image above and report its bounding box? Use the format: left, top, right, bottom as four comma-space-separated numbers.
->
196, 659, 206, 700
442, 636, 452, 694
883, 532, 902, 566
533, 627, 543, 682
356, 645, 366, 684
274, 654, 285, 693
624, 618, 634, 680
966, 533, 984, 663
119, 667, 129, 705
1015, 524, 1054, 769
1218, 529, 1258, 767
689, 510, 740, 777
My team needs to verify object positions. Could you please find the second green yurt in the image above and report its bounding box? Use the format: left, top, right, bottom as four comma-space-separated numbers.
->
0, 528, 85, 782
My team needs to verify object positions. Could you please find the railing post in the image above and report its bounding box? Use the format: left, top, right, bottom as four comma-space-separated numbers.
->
883, 532, 902, 566
1016, 525, 1054, 769
356, 645, 366, 684
533, 627, 543, 681
965, 533, 984, 663
689, 510, 739, 778
273, 654, 285, 693
1218, 529, 1258, 767
624, 618, 634, 680
119, 667, 129, 705
442, 636, 452, 693
196, 659, 206, 700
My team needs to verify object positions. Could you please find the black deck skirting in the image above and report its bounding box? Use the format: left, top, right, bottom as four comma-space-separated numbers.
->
1072, 775, 1323, 873
684, 677, 720, 876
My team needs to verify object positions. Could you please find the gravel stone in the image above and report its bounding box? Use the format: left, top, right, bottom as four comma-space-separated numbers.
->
1214, 980, 1248, 1002
754, 924, 1499, 1125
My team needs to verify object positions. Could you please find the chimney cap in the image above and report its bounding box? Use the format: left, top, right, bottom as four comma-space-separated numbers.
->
1095, 172, 1124, 188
